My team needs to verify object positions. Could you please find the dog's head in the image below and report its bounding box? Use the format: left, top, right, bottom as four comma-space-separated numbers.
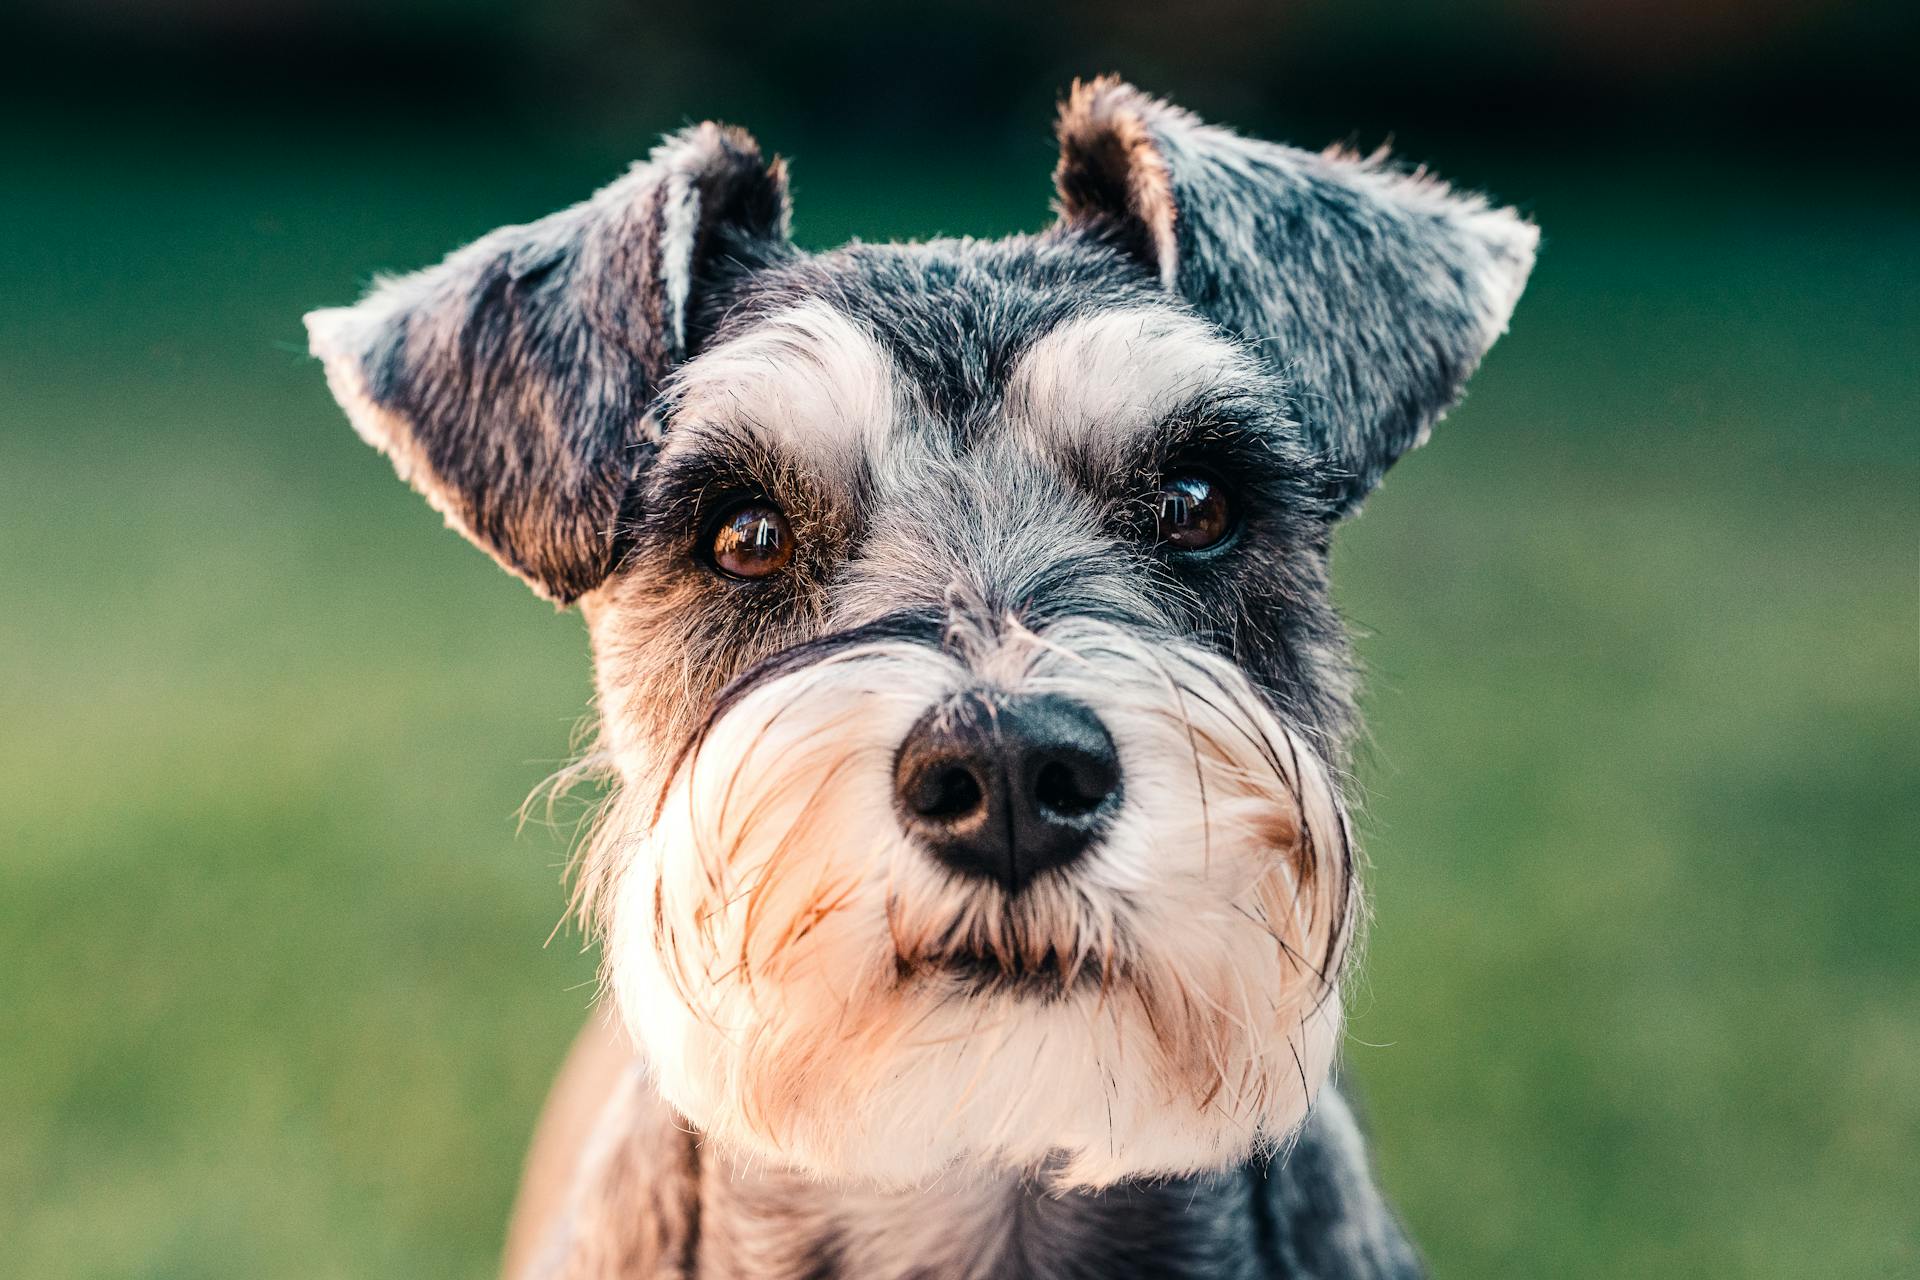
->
309, 79, 1534, 1188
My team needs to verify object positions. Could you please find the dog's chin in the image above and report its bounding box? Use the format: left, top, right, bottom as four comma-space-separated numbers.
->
611, 924, 1345, 1189
898, 941, 1099, 1000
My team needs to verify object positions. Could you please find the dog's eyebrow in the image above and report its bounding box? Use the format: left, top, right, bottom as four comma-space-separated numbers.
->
646, 417, 784, 501
1138, 389, 1269, 459
643, 300, 902, 522
1000, 308, 1304, 506
1001, 307, 1274, 467
662, 300, 900, 468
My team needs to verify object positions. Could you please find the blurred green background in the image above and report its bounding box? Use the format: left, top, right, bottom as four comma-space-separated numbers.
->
3, 2, 1916, 1276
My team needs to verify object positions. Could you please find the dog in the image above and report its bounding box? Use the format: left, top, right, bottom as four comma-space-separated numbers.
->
307, 77, 1535, 1279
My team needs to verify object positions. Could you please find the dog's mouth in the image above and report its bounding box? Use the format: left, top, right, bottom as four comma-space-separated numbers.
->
897, 943, 1110, 1000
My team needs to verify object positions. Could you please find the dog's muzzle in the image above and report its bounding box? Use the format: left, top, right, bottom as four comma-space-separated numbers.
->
598, 618, 1355, 1187
894, 692, 1122, 893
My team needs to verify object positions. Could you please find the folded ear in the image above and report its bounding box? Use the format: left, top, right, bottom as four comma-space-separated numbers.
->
1054, 77, 1537, 514
306, 124, 791, 603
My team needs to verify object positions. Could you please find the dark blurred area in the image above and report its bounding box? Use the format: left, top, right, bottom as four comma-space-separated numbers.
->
10, 0, 1919, 158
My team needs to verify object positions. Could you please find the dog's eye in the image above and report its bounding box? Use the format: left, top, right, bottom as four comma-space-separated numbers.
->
709, 500, 794, 579
1153, 470, 1232, 551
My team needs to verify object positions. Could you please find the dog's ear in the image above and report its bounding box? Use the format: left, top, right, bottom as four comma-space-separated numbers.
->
306, 124, 791, 603
1053, 77, 1537, 515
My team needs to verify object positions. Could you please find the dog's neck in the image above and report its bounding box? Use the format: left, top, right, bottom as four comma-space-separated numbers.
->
698, 1158, 1252, 1280
537, 1070, 1420, 1279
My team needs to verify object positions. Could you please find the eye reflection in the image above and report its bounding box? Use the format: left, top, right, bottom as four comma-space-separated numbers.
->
710, 501, 794, 578
1154, 470, 1232, 551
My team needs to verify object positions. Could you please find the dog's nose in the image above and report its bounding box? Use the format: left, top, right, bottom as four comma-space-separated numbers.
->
894, 693, 1121, 892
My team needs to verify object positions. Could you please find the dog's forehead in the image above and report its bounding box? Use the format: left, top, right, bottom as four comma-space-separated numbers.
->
664, 236, 1261, 470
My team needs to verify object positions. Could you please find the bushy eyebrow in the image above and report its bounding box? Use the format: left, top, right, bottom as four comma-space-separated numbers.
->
1053, 384, 1299, 505
1140, 387, 1272, 464
644, 416, 838, 527
644, 424, 777, 521
639, 300, 899, 528
999, 305, 1293, 466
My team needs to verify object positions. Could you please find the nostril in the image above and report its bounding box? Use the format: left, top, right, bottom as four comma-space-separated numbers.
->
1033, 757, 1107, 819
913, 762, 985, 822
894, 693, 1119, 893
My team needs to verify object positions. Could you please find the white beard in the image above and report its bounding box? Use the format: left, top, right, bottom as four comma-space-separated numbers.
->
598, 619, 1356, 1189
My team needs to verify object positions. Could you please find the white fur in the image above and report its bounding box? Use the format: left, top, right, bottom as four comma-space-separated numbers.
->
1002, 308, 1254, 463
662, 301, 902, 474
658, 168, 698, 357
602, 619, 1353, 1190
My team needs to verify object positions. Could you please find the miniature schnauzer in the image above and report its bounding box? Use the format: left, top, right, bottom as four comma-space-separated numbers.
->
308, 77, 1535, 1279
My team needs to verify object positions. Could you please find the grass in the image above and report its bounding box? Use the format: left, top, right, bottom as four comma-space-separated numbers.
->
2, 111, 1915, 1278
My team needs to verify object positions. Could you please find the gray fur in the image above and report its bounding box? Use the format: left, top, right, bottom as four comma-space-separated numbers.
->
541, 1078, 1421, 1280
1055, 76, 1537, 512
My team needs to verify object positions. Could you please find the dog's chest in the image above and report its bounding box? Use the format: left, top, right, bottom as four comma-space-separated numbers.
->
693, 1163, 1266, 1280
543, 1073, 1418, 1279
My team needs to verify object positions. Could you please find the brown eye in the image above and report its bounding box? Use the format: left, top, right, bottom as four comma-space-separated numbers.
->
1154, 470, 1233, 551
709, 500, 794, 579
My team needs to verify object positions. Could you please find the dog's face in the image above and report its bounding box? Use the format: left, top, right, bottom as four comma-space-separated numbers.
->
587, 266, 1359, 1187
308, 79, 1534, 1188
